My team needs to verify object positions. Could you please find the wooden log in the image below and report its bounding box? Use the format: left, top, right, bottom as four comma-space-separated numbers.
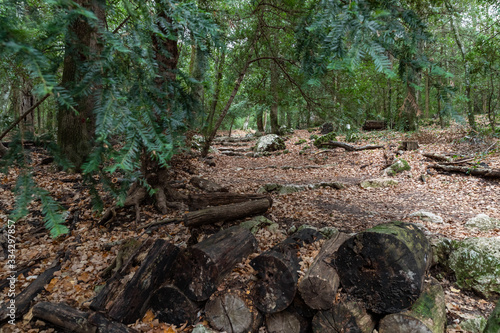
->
188, 192, 270, 211
378, 277, 446, 333
190, 176, 228, 192
205, 289, 263, 333
149, 284, 201, 326
319, 141, 384, 151
88, 312, 138, 333
362, 120, 386, 131
429, 164, 500, 179
0, 262, 60, 324
250, 228, 323, 314
312, 301, 376, 333
184, 198, 272, 227
298, 232, 350, 310
172, 226, 257, 301
333, 221, 432, 314
108, 240, 179, 324
266, 309, 308, 333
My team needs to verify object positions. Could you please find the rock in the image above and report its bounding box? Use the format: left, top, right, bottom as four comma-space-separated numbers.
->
240, 216, 279, 234
383, 158, 410, 176
313, 132, 336, 148
319, 226, 340, 239
465, 214, 500, 231
360, 178, 399, 189
255, 134, 286, 152
459, 317, 487, 333
192, 324, 217, 333
430, 237, 453, 268
320, 122, 335, 134
409, 210, 444, 224
448, 237, 500, 298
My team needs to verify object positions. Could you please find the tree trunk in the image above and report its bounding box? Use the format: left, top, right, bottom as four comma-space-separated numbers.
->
57, 0, 105, 170
206, 49, 225, 133
205, 288, 263, 333
298, 232, 349, 310
312, 301, 376, 333
379, 277, 446, 333
256, 106, 265, 132
270, 60, 280, 134
172, 226, 257, 301
333, 221, 431, 314
149, 284, 201, 326
107, 240, 179, 324
250, 228, 323, 314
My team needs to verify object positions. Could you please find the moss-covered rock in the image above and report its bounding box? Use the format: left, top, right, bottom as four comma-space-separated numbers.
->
240, 216, 279, 234
313, 132, 337, 148
360, 178, 399, 189
448, 237, 500, 298
255, 134, 286, 152
294, 139, 307, 145
465, 214, 500, 231
460, 317, 487, 333
383, 158, 411, 176
485, 298, 500, 333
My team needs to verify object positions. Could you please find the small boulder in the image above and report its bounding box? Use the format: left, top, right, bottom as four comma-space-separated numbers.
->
383, 158, 411, 176
360, 178, 399, 189
465, 214, 500, 231
320, 122, 335, 134
409, 210, 444, 224
254, 134, 286, 152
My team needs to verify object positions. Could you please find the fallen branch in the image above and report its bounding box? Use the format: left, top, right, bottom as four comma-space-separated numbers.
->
320, 141, 384, 151
430, 164, 500, 179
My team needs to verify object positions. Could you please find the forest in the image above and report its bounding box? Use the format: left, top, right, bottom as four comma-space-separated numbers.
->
1, 0, 500, 332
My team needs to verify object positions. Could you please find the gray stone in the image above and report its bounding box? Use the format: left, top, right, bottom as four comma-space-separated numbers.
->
360, 178, 399, 189
409, 210, 444, 224
465, 214, 500, 231
459, 317, 487, 333
192, 324, 217, 333
383, 158, 411, 176
240, 216, 279, 234
448, 237, 500, 298
319, 226, 340, 239
254, 134, 286, 152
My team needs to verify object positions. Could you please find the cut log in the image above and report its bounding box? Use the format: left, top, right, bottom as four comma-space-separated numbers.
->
298, 232, 350, 310
400, 141, 419, 151
188, 192, 270, 211
379, 277, 446, 333
184, 198, 272, 227
205, 289, 263, 333
0, 262, 60, 324
148, 284, 201, 326
333, 221, 431, 314
429, 164, 500, 179
362, 120, 386, 131
319, 141, 384, 151
32, 302, 137, 333
266, 309, 308, 333
250, 228, 323, 314
190, 176, 228, 192
172, 226, 257, 301
108, 240, 179, 324
312, 301, 376, 333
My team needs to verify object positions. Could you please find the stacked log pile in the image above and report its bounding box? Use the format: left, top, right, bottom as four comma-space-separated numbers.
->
26, 218, 446, 333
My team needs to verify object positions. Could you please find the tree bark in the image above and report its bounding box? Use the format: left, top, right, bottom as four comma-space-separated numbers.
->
298, 232, 349, 310
312, 301, 376, 333
188, 192, 270, 211
172, 226, 257, 301
379, 278, 446, 333
250, 228, 323, 314
149, 284, 201, 326
333, 221, 432, 314
270, 60, 280, 134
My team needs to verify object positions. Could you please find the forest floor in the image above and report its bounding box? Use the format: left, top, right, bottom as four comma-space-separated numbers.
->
1, 122, 500, 332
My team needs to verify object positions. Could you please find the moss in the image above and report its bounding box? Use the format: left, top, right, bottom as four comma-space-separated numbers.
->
294, 139, 307, 145
385, 158, 411, 176
313, 132, 337, 148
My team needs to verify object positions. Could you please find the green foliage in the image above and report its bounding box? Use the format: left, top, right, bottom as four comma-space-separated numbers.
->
313, 132, 337, 147
294, 139, 307, 145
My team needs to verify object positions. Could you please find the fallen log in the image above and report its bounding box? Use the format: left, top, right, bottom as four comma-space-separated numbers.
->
250, 228, 323, 314
205, 288, 263, 333
149, 284, 201, 326
378, 277, 446, 333
362, 120, 386, 131
0, 262, 60, 324
190, 176, 228, 192
266, 309, 308, 333
298, 232, 349, 310
172, 226, 257, 301
188, 192, 270, 211
319, 141, 384, 151
108, 240, 179, 324
422, 152, 454, 162
333, 221, 431, 314
429, 164, 500, 179
184, 198, 272, 227
32, 302, 136, 333
312, 301, 376, 333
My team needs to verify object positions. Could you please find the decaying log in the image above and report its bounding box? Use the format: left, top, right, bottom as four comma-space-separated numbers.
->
0, 262, 60, 324
266, 309, 308, 333
422, 152, 455, 162
205, 288, 263, 333
333, 221, 431, 314
184, 198, 272, 227
32, 302, 136, 333
298, 232, 349, 310
149, 284, 201, 326
429, 164, 500, 179
250, 228, 323, 314
362, 120, 386, 131
379, 278, 446, 333
172, 226, 257, 301
312, 301, 376, 333
188, 192, 270, 211
108, 240, 179, 324
319, 141, 384, 151
190, 176, 228, 192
